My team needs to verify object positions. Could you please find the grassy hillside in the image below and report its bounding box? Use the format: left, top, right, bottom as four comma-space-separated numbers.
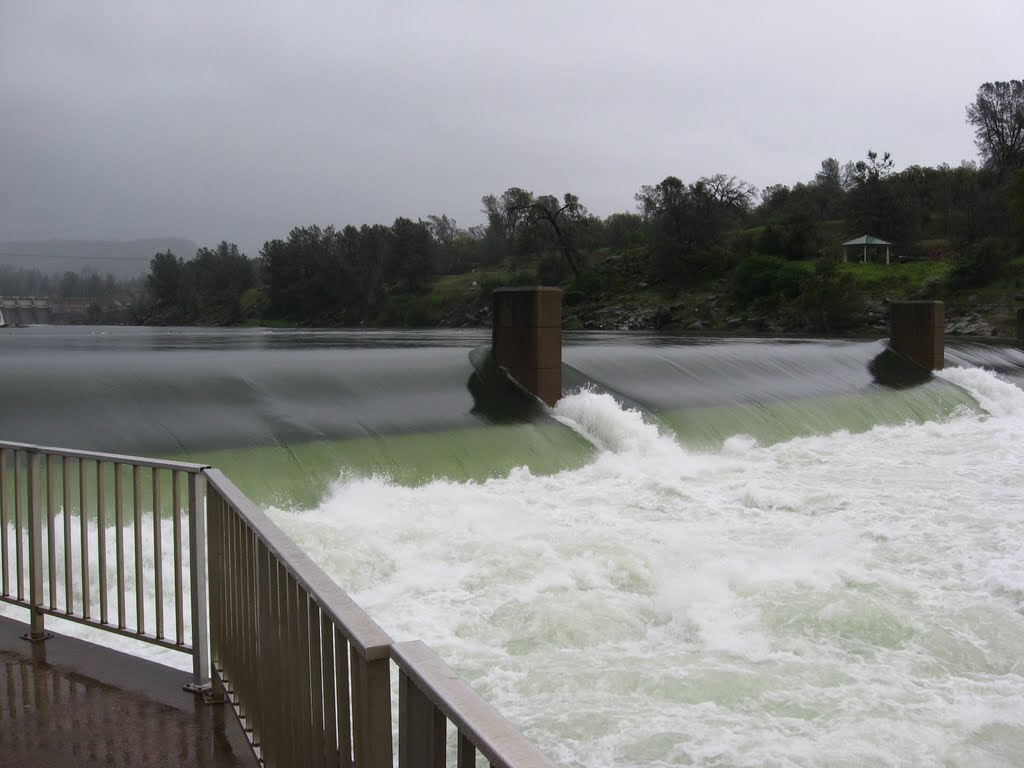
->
408, 238, 1022, 338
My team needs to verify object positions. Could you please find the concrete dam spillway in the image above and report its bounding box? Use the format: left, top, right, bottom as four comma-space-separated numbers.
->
0, 296, 53, 325
1, 326, 1024, 767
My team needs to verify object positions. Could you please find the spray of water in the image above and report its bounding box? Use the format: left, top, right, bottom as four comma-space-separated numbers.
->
272, 368, 1024, 767
4, 368, 1023, 766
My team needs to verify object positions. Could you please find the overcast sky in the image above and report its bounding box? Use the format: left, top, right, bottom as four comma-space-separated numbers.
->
1, 0, 1021, 258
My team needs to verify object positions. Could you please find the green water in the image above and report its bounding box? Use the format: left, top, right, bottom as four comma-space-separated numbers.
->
191, 421, 594, 507
5, 326, 1024, 767
661, 380, 978, 450
2, 326, 1022, 510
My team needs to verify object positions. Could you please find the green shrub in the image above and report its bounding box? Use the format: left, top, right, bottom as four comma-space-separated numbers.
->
567, 268, 604, 296
537, 254, 568, 285
477, 277, 506, 302
732, 254, 786, 305
948, 237, 1009, 289
774, 261, 808, 300
404, 297, 436, 326
509, 272, 536, 286
239, 287, 267, 314
477, 272, 535, 302
799, 260, 863, 332
374, 296, 407, 326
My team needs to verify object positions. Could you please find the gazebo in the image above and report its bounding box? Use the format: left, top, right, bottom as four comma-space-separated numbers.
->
842, 235, 892, 265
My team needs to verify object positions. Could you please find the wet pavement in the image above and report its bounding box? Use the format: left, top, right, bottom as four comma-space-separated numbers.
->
0, 615, 257, 768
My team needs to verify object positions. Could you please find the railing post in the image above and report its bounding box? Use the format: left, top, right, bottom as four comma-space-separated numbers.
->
186, 471, 211, 693
352, 651, 394, 768
399, 670, 445, 768
24, 451, 50, 642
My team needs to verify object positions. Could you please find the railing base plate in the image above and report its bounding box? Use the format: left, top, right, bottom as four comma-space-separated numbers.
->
184, 682, 226, 705
21, 632, 53, 644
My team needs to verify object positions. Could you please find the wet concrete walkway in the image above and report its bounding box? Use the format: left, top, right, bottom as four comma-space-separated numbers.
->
0, 615, 257, 768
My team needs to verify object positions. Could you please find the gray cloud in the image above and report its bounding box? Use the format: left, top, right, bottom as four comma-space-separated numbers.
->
1, 0, 1021, 259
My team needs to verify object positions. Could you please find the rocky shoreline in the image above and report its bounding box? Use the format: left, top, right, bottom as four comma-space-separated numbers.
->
449, 293, 1019, 338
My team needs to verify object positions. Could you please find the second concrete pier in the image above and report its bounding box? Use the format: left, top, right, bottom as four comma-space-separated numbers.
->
492, 287, 562, 406
889, 300, 944, 371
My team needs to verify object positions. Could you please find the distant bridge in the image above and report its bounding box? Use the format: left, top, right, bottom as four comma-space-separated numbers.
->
0, 296, 51, 325
0, 296, 93, 325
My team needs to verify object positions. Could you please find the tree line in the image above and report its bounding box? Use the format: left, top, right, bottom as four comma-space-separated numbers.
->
0, 265, 131, 301
127, 79, 1024, 326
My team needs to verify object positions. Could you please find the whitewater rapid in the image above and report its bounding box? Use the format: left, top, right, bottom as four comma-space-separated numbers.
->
3, 365, 1022, 766
271, 367, 1024, 767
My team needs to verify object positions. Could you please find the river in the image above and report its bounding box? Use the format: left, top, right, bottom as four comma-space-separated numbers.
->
2, 325, 1023, 767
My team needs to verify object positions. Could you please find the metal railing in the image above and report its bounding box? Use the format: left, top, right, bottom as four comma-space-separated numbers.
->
0, 440, 210, 690
205, 469, 394, 767
392, 640, 556, 768
1, 441, 557, 767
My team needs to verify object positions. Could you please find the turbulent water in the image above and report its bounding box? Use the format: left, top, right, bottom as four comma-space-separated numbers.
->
272, 374, 1024, 767
3, 327, 1024, 766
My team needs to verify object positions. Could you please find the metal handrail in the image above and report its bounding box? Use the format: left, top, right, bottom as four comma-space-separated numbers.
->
2, 440, 558, 767
204, 468, 394, 767
0, 439, 208, 473
0, 439, 210, 690
203, 469, 392, 659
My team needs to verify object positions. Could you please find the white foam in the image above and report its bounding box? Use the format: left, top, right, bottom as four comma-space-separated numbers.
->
553, 389, 670, 455
270, 368, 1024, 767
7, 369, 1022, 766
939, 365, 1024, 418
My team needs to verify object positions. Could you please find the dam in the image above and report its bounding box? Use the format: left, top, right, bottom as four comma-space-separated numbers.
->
0, 296, 52, 326
1, 325, 1023, 767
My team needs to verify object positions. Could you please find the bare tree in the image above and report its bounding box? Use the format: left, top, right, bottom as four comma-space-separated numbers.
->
697, 174, 760, 213
966, 80, 1024, 176
522, 193, 588, 277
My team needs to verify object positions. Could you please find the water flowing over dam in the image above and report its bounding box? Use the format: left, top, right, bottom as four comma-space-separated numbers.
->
2, 326, 1024, 767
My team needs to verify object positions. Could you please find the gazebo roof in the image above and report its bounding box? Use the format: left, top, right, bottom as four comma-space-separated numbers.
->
842, 234, 891, 246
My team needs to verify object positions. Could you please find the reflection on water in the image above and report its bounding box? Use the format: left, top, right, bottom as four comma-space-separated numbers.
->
0, 324, 493, 352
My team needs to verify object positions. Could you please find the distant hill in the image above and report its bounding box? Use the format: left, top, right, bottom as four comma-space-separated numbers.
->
0, 238, 199, 280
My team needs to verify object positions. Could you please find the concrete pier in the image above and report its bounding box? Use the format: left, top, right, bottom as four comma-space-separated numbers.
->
492, 287, 562, 406
889, 300, 944, 371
